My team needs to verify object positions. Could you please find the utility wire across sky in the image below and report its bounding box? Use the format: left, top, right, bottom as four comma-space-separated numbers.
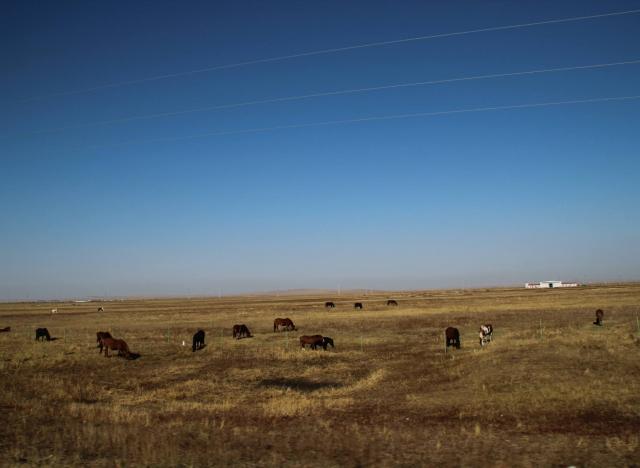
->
7, 59, 640, 139
21, 7, 640, 102
81, 94, 640, 150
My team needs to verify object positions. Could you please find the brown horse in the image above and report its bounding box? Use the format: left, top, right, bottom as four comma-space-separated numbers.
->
96, 331, 113, 354
300, 335, 324, 350
299, 335, 334, 350
594, 309, 604, 326
100, 337, 131, 358
273, 318, 296, 332
445, 327, 460, 349
232, 324, 252, 339
354, 302, 363, 310
0, 326, 10, 333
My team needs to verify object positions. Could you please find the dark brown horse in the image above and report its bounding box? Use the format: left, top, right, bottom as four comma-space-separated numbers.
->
354, 302, 363, 310
100, 337, 131, 358
386, 300, 398, 306
594, 309, 604, 326
232, 324, 252, 339
445, 327, 460, 349
96, 331, 113, 354
0, 326, 10, 333
35, 328, 51, 341
192, 329, 205, 352
325, 301, 335, 309
273, 318, 296, 332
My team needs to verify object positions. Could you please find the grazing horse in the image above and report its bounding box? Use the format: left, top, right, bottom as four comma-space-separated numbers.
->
0, 326, 10, 333
299, 335, 324, 350
192, 329, 205, 352
354, 302, 363, 310
232, 324, 252, 339
299, 335, 334, 350
100, 337, 131, 358
97, 306, 104, 312
594, 309, 604, 326
387, 300, 398, 306
96, 331, 113, 354
325, 302, 335, 309
35, 328, 51, 341
321, 336, 335, 350
479, 324, 493, 347
50, 308, 57, 315
445, 327, 460, 350
273, 318, 296, 332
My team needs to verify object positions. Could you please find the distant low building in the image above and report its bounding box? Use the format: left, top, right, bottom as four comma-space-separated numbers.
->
525, 280, 579, 289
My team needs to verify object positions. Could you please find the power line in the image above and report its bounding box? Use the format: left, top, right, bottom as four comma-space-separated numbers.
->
83, 94, 640, 149
9, 59, 640, 139
23, 8, 640, 102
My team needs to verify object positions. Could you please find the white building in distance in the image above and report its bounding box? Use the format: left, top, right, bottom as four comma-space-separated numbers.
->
525, 280, 579, 289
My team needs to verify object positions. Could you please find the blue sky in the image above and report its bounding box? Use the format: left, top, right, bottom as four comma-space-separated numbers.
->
1, 0, 639, 299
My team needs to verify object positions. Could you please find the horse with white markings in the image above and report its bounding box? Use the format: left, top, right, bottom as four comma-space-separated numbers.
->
479, 324, 493, 347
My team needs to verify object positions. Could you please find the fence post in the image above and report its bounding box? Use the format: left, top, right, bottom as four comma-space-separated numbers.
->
539, 319, 543, 339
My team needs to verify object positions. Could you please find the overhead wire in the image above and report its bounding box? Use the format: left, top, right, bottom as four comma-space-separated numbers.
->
82, 94, 640, 149
21, 8, 640, 102
8, 59, 640, 139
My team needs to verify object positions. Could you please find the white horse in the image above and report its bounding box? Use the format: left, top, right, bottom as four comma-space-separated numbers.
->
479, 324, 493, 347
50, 308, 58, 315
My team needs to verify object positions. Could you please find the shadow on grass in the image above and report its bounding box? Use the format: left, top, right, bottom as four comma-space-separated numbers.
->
259, 378, 342, 392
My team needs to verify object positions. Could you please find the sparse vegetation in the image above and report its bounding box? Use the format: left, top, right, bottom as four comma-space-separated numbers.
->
1, 284, 639, 466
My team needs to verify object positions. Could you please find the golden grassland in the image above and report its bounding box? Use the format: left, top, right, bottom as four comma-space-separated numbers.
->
1, 284, 639, 467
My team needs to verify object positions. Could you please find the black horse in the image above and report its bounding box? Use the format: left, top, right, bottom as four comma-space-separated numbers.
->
386, 300, 398, 306
594, 309, 604, 326
354, 302, 363, 310
445, 327, 460, 350
192, 329, 206, 352
35, 328, 51, 341
325, 301, 336, 309
321, 336, 335, 350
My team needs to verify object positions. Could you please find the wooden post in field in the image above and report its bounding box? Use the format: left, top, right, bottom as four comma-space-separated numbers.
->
539, 318, 543, 339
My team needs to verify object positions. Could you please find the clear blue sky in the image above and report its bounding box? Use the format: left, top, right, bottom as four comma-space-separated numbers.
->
1, 0, 639, 300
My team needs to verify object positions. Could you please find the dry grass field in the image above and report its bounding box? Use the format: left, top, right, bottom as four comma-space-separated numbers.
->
1, 284, 639, 467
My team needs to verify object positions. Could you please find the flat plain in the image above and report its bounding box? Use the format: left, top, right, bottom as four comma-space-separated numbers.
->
1, 284, 639, 467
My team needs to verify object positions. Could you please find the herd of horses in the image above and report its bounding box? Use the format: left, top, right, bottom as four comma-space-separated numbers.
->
0, 303, 606, 360
324, 299, 399, 309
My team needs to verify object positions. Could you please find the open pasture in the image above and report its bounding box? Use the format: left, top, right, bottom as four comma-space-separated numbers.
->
1, 284, 639, 466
